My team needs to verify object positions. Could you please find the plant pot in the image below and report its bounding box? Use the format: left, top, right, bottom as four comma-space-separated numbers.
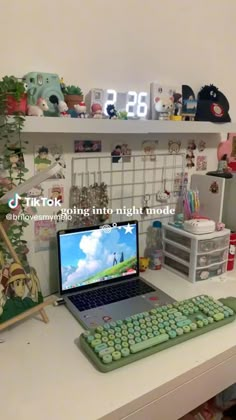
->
64, 94, 83, 110
7, 93, 27, 115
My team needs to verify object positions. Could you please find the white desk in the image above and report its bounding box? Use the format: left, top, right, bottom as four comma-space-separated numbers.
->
1, 269, 236, 420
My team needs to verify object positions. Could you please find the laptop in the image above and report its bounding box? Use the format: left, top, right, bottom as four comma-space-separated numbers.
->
57, 220, 174, 329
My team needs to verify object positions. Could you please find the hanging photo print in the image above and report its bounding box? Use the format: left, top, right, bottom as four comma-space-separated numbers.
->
34, 145, 66, 178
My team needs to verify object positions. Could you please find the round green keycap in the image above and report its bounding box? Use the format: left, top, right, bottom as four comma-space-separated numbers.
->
110, 322, 116, 328
132, 315, 138, 320
152, 320, 158, 326
91, 339, 102, 347
146, 327, 152, 333
197, 320, 204, 328
139, 319, 145, 324
121, 324, 127, 330
167, 304, 173, 309
228, 309, 234, 316
165, 326, 171, 332
87, 335, 94, 343
95, 343, 107, 353
207, 317, 214, 324
156, 313, 162, 319
102, 336, 109, 343
145, 317, 151, 323
102, 330, 108, 337
168, 314, 174, 320
163, 321, 169, 327
158, 323, 164, 329
108, 340, 114, 346
128, 333, 134, 339
214, 313, 224, 321
176, 328, 184, 336
134, 326, 141, 331
183, 326, 190, 333
150, 309, 157, 315
116, 320, 123, 326
159, 328, 165, 334
140, 329, 146, 335
161, 312, 167, 317
112, 351, 121, 361
133, 320, 139, 326
134, 331, 140, 337
129, 340, 135, 345
116, 332, 122, 338
143, 312, 149, 317
171, 324, 177, 330
203, 318, 209, 326
128, 328, 134, 334
135, 337, 141, 343
169, 330, 177, 338
121, 336, 128, 342
103, 354, 112, 364
182, 310, 189, 316
150, 315, 156, 320
99, 347, 115, 358
224, 311, 229, 318
146, 322, 152, 328
103, 324, 110, 330
147, 332, 154, 338
141, 335, 148, 341
96, 326, 104, 333
162, 306, 167, 311
209, 310, 214, 316
127, 322, 133, 328
152, 325, 158, 331
196, 315, 204, 321
121, 348, 130, 357
153, 330, 160, 336
137, 313, 144, 319
94, 333, 101, 340
190, 323, 197, 331
108, 334, 115, 340
115, 327, 121, 333
115, 338, 121, 344
122, 341, 129, 348
125, 317, 132, 323
188, 308, 194, 315
83, 331, 91, 338
115, 344, 122, 351
122, 329, 128, 336
169, 319, 175, 325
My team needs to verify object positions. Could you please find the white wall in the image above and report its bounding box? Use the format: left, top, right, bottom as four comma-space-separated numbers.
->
0, 0, 234, 295
1, 0, 236, 116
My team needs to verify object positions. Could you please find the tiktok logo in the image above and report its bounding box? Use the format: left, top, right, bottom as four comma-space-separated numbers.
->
8, 193, 21, 209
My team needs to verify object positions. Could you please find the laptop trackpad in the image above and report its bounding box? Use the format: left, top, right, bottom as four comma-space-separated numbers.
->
81, 295, 165, 328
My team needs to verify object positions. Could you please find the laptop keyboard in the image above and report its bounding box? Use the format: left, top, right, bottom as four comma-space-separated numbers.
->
68, 279, 155, 312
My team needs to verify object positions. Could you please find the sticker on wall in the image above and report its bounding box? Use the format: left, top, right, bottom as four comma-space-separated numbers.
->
187, 140, 197, 151
27, 185, 44, 198
34, 220, 56, 252
209, 181, 219, 194
142, 140, 158, 161
198, 140, 206, 152
111, 143, 132, 163
186, 150, 195, 168
174, 172, 188, 195
74, 140, 102, 153
48, 185, 64, 204
34, 145, 66, 178
196, 155, 207, 171
168, 140, 181, 154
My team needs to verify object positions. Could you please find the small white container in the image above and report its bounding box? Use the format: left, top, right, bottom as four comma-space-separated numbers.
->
163, 224, 230, 283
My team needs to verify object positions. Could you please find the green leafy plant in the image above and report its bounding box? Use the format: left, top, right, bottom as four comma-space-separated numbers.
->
64, 85, 83, 96
0, 75, 25, 101
0, 75, 29, 267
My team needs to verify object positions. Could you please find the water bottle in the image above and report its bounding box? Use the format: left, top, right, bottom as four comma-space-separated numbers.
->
145, 221, 163, 270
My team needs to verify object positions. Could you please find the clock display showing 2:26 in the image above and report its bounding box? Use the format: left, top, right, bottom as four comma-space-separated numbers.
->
105, 89, 149, 118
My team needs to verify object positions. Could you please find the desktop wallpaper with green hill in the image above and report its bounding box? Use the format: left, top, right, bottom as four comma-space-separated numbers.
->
60, 224, 137, 290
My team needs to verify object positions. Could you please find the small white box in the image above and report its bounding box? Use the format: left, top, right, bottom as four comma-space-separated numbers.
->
183, 219, 216, 234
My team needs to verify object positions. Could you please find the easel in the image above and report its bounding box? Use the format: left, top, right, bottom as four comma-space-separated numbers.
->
0, 222, 55, 331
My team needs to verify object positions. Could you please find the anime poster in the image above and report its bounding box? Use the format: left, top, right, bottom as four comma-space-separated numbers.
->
48, 185, 64, 204
74, 140, 102, 153
111, 143, 132, 163
196, 156, 207, 171
34, 145, 66, 178
34, 220, 56, 253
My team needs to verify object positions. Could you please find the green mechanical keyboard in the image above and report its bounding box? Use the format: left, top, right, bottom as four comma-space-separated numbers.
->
79, 295, 236, 372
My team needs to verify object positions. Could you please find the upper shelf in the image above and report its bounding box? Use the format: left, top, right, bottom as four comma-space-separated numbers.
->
21, 117, 236, 134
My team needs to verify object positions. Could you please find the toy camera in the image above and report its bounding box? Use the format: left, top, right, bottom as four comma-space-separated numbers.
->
23, 72, 64, 115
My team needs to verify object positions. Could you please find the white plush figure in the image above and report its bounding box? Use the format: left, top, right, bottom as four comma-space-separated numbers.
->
154, 96, 174, 120
156, 190, 170, 203
57, 100, 70, 117
27, 98, 49, 116
74, 102, 87, 118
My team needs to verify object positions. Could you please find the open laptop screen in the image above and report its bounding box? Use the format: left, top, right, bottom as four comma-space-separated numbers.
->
57, 221, 139, 294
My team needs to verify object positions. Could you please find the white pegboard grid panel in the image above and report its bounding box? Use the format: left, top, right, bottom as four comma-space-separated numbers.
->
71, 153, 185, 234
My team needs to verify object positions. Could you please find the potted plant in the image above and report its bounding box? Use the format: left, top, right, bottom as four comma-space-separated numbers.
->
64, 85, 83, 110
0, 76, 27, 115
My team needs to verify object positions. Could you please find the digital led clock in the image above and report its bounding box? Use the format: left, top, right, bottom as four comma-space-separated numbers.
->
85, 88, 150, 119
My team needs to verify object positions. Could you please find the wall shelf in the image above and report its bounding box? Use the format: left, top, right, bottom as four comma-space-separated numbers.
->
21, 117, 236, 134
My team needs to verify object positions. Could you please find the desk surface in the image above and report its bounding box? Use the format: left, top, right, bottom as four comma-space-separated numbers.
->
1, 269, 236, 420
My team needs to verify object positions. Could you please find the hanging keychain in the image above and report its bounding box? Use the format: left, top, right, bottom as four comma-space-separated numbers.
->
142, 193, 150, 216
156, 168, 170, 203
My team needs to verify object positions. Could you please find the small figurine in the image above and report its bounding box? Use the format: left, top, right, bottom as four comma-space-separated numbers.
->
106, 104, 117, 119
91, 103, 103, 119
195, 84, 231, 122
216, 222, 225, 231
117, 110, 128, 120
154, 96, 174, 120
27, 98, 49, 116
74, 102, 87, 118
171, 93, 182, 120
60, 77, 66, 93
57, 100, 70, 117
139, 257, 149, 272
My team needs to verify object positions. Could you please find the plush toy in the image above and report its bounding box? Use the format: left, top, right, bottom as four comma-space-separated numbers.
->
91, 103, 103, 118
27, 98, 49, 116
74, 102, 87, 118
57, 100, 70, 117
168, 140, 181, 154
106, 104, 117, 119
154, 96, 174, 120
195, 84, 231, 122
